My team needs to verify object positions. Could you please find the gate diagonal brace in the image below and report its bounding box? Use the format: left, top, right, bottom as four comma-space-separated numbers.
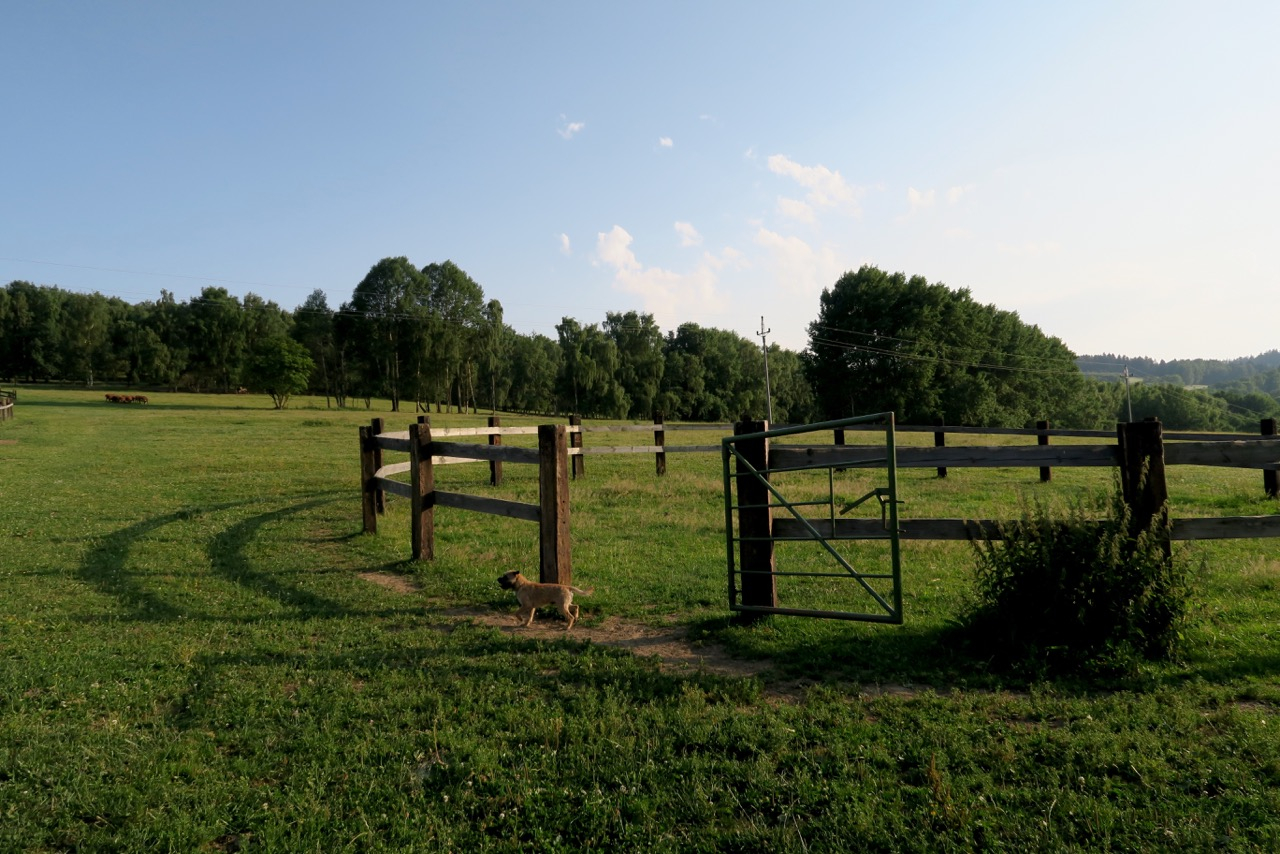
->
839, 488, 904, 530
728, 444, 896, 616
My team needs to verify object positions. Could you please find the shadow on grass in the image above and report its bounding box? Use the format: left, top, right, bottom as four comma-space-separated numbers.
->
77, 492, 353, 622
170, 623, 739, 731
78, 500, 251, 621
206, 495, 351, 616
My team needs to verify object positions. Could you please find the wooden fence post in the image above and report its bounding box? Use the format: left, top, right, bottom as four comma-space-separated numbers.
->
359, 426, 378, 534
569, 415, 584, 479
489, 415, 503, 486
1037, 419, 1052, 483
1264, 418, 1278, 499
934, 418, 947, 479
654, 412, 666, 476
1117, 418, 1170, 559
410, 420, 435, 561
370, 417, 386, 514
538, 424, 572, 585
734, 420, 777, 612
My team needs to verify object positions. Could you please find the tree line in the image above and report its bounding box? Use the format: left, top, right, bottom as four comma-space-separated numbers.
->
5, 260, 1270, 430
0, 260, 815, 421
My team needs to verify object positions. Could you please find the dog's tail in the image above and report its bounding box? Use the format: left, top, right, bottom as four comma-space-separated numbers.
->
569, 586, 594, 596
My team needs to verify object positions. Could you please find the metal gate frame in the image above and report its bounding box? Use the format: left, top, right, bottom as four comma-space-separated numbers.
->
721, 413, 903, 623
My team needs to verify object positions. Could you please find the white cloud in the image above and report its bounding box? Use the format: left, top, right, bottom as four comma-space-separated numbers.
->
947, 184, 976, 205
558, 119, 585, 139
674, 221, 702, 247
596, 225, 641, 272
753, 227, 844, 298
595, 225, 731, 329
558, 233, 572, 255
659, 136, 673, 148
767, 154, 859, 212
906, 187, 936, 215
776, 196, 816, 224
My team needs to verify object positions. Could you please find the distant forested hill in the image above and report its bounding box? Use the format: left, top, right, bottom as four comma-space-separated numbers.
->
1076, 350, 1280, 387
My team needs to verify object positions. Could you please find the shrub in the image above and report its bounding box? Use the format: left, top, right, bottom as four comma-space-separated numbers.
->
958, 481, 1193, 675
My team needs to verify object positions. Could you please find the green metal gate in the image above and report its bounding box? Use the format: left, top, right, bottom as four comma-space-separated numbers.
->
721, 413, 903, 623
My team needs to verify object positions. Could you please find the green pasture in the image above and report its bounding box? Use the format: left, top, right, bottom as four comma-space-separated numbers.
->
3, 388, 1280, 851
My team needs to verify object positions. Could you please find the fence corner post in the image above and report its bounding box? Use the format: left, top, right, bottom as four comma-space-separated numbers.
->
359, 426, 378, 534
410, 420, 435, 561
734, 420, 777, 613
1117, 418, 1170, 558
569, 415, 584, 479
371, 417, 386, 514
654, 411, 667, 476
489, 415, 503, 486
538, 424, 572, 586
1263, 418, 1278, 499
1037, 419, 1052, 483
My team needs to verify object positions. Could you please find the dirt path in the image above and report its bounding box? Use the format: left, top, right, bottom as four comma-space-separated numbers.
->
359, 571, 770, 680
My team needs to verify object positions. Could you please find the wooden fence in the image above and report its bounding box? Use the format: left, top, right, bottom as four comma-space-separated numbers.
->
768, 417, 1280, 544
0, 389, 14, 422
359, 417, 573, 585
557, 411, 1280, 501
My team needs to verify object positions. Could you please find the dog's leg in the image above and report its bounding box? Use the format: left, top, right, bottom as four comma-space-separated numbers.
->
559, 600, 579, 631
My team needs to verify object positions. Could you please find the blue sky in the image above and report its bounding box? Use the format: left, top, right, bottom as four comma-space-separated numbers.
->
4, 1, 1277, 361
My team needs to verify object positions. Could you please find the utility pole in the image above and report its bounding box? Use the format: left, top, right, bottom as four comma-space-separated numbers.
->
758, 316, 774, 424
1123, 366, 1134, 422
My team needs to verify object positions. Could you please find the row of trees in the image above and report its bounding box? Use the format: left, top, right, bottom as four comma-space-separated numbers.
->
5, 262, 1273, 428
0, 264, 815, 420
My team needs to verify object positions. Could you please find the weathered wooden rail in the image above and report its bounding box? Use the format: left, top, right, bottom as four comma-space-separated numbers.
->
359, 416, 573, 585
0, 389, 14, 422
770, 418, 1280, 545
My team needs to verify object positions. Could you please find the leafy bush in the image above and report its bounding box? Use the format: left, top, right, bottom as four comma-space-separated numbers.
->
958, 482, 1193, 675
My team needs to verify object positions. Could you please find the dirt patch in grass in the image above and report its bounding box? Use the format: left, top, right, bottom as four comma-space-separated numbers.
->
455, 606, 771, 680
358, 571, 423, 595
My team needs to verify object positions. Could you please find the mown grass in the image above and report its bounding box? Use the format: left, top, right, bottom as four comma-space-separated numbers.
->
3, 388, 1280, 851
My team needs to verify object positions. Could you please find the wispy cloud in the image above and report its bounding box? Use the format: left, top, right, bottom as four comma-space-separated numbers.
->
659, 136, 673, 148
674, 221, 702, 247
558, 118, 585, 140
754, 227, 844, 298
767, 154, 859, 212
558, 233, 572, 255
947, 184, 976, 204
906, 187, 936, 215
776, 196, 816, 224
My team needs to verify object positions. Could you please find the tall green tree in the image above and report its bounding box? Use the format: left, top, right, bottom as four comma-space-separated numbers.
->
478, 300, 511, 413
422, 261, 484, 412
1, 281, 63, 381
349, 257, 426, 412
292, 289, 338, 406
805, 266, 1088, 427
508, 332, 560, 414
555, 318, 627, 418
186, 287, 246, 392
604, 311, 665, 418
243, 336, 316, 410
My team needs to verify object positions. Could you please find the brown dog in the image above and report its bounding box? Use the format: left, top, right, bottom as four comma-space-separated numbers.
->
497, 570, 593, 631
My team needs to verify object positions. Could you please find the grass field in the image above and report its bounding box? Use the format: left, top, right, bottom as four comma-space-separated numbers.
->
3, 387, 1280, 851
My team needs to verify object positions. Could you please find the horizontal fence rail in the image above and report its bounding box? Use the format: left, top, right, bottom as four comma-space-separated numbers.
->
360, 416, 573, 584
771, 515, 1280, 542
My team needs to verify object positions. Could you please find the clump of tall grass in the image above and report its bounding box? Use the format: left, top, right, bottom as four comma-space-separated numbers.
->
959, 480, 1194, 676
